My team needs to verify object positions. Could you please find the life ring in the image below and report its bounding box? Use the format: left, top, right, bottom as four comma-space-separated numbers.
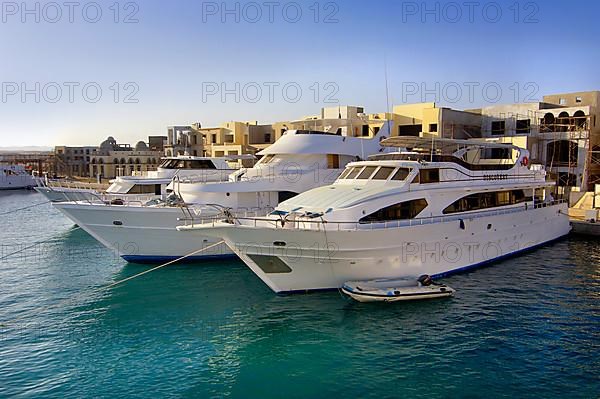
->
521, 156, 529, 166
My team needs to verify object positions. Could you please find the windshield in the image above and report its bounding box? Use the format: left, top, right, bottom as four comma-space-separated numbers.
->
159, 159, 217, 169
338, 166, 412, 181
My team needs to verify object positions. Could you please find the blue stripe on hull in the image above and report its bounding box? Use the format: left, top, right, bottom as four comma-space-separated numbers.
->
276, 234, 571, 295
430, 233, 569, 279
122, 253, 238, 264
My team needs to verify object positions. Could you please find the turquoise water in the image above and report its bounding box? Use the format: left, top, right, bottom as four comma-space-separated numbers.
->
0, 191, 598, 398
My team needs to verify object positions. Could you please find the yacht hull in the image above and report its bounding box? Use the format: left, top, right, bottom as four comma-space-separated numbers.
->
53, 203, 233, 262
200, 203, 570, 293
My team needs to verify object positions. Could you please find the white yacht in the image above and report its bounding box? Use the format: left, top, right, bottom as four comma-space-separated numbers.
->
35, 155, 240, 202
178, 137, 571, 293
52, 126, 393, 263
0, 164, 36, 190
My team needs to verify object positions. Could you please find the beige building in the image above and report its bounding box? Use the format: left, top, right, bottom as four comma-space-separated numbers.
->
54, 146, 97, 177
468, 90, 599, 191
89, 137, 164, 179
392, 103, 482, 139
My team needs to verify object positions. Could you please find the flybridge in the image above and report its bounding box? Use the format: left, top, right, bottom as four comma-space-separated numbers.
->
375, 136, 528, 171
380, 136, 522, 151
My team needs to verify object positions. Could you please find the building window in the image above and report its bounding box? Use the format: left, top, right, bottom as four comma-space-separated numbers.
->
360, 199, 428, 223
576, 96, 582, 103
212, 134, 217, 144
264, 133, 271, 142
559, 98, 566, 105
516, 119, 530, 134
429, 123, 438, 133
327, 154, 340, 169
398, 125, 421, 136
491, 121, 505, 135
362, 125, 370, 137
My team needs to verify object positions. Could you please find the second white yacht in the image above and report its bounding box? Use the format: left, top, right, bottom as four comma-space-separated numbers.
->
53, 125, 393, 262
35, 155, 239, 202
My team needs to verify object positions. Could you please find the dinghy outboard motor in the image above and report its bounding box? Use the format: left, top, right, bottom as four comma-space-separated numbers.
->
417, 275, 433, 286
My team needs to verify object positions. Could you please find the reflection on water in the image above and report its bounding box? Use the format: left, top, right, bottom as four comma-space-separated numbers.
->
0, 193, 598, 398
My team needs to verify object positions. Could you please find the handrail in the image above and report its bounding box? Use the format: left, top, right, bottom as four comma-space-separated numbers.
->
210, 199, 568, 232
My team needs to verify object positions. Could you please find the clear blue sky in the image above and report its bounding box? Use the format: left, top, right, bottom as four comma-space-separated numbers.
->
0, 0, 598, 147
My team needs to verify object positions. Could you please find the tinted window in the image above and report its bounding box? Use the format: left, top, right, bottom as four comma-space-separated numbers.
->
260, 155, 275, 164
278, 191, 298, 202
357, 166, 378, 179
338, 168, 353, 179
360, 199, 428, 223
372, 167, 395, 180
345, 167, 363, 179
159, 159, 216, 169
443, 190, 530, 214
419, 169, 439, 183
128, 184, 159, 194
391, 168, 411, 181
188, 160, 217, 169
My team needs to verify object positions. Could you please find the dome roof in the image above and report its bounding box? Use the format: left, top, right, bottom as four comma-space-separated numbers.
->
100, 136, 117, 150
135, 141, 149, 151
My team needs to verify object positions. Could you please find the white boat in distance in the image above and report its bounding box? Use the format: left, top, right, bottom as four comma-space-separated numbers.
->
53, 125, 393, 263
0, 164, 36, 190
36, 155, 242, 202
178, 136, 571, 293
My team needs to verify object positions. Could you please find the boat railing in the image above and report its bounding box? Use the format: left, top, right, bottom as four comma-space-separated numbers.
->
175, 169, 239, 184
42, 179, 107, 191
69, 191, 160, 206
178, 205, 276, 227
217, 199, 568, 232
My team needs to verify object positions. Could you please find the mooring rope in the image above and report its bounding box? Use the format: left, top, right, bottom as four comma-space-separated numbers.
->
105, 240, 225, 289
0, 200, 51, 217
1, 240, 226, 326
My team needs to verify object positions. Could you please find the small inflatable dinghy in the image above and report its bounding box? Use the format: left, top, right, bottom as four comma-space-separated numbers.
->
341, 275, 455, 303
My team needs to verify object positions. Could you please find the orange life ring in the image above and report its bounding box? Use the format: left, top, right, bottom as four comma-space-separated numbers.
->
521, 156, 529, 166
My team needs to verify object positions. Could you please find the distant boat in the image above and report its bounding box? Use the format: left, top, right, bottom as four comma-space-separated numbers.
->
0, 164, 35, 190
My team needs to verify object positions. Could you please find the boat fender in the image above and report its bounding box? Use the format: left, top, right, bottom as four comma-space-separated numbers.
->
417, 275, 433, 286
